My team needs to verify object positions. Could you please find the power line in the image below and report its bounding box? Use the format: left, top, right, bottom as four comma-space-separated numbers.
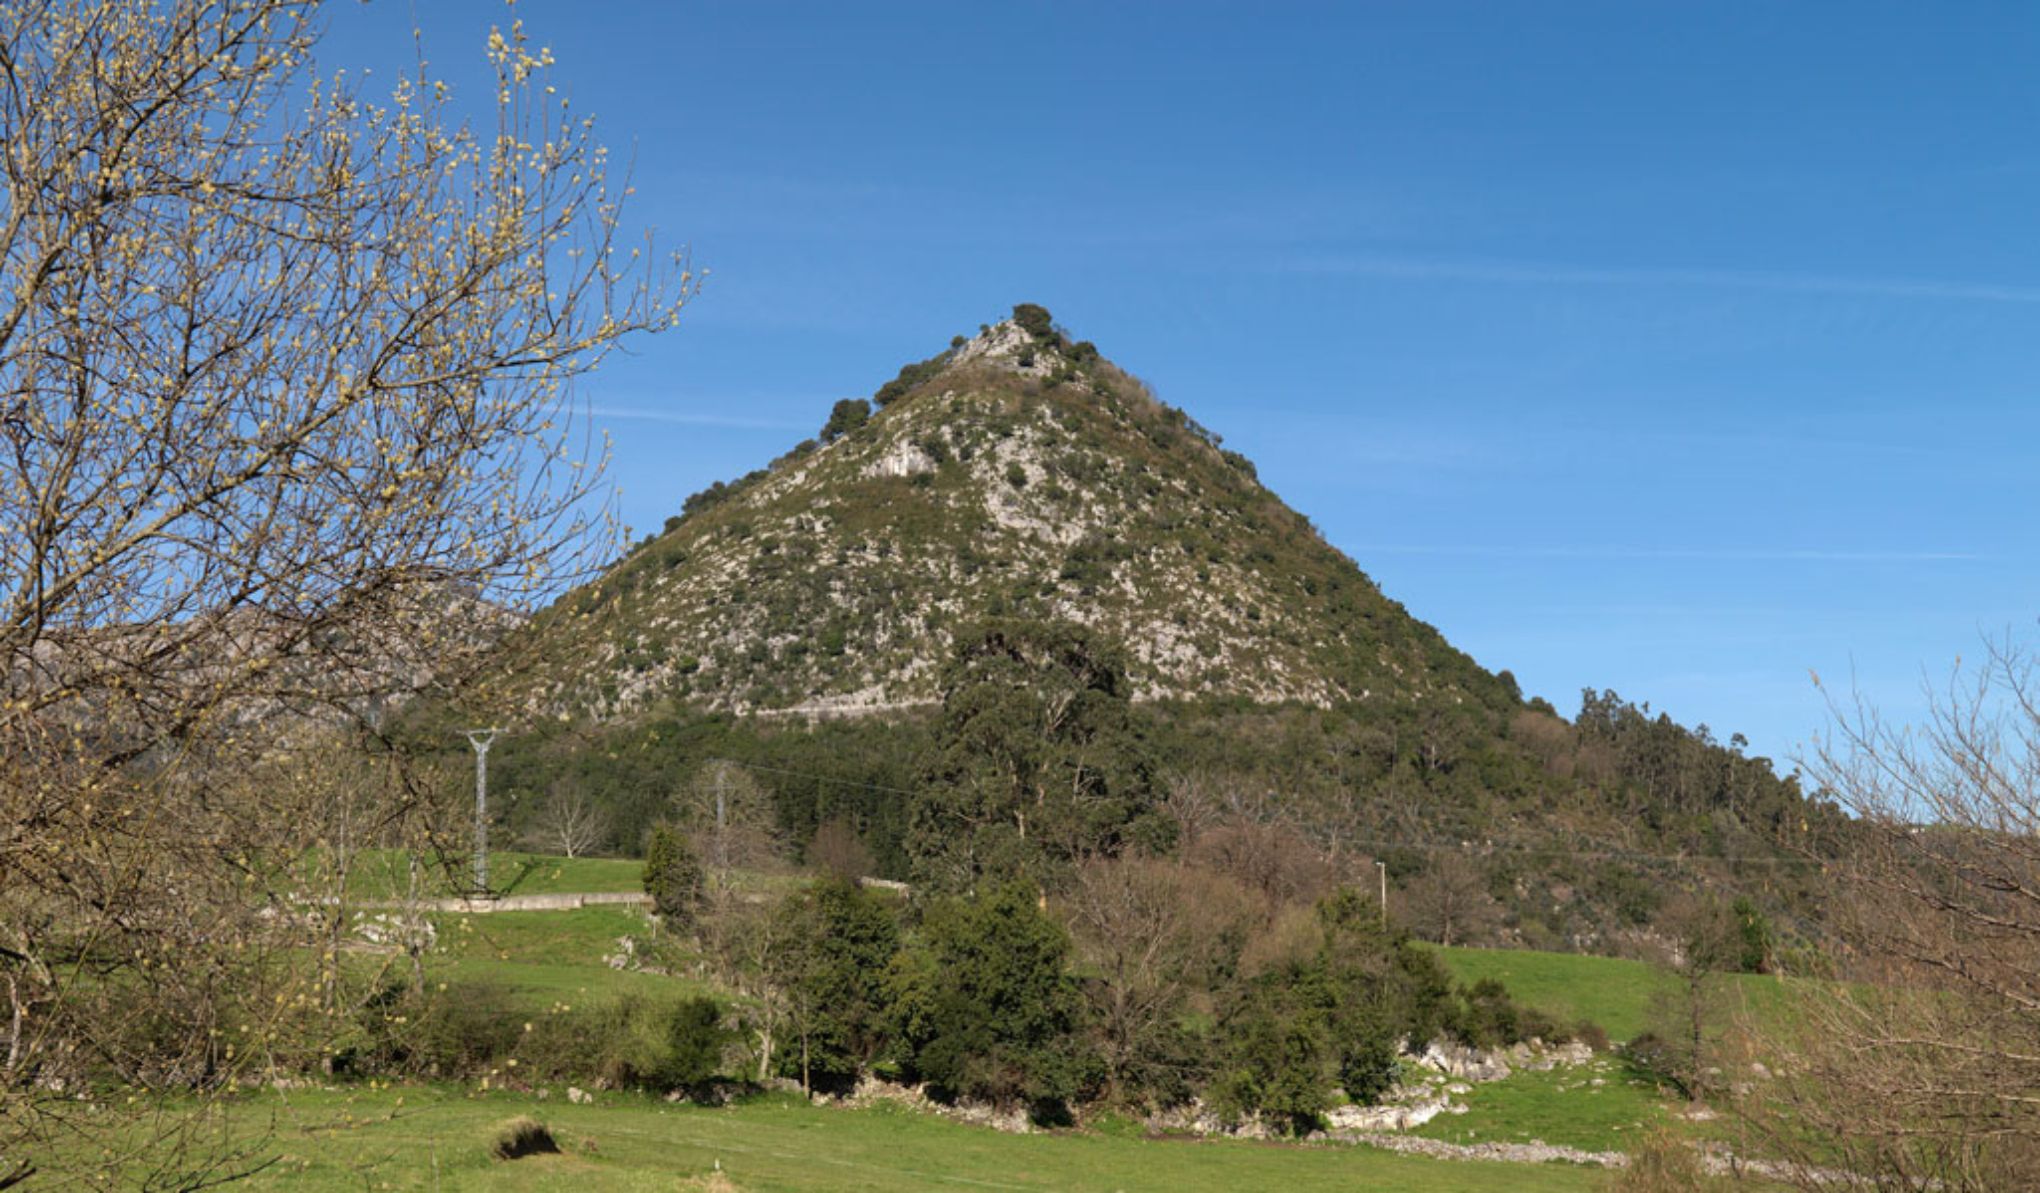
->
1333, 836, 1836, 869
699, 756, 1840, 869
701, 756, 922, 799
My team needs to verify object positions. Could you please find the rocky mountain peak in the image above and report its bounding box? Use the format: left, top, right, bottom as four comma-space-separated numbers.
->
489, 307, 1508, 723
948, 319, 1059, 378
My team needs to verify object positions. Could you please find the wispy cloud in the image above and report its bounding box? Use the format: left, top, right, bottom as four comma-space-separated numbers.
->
1345, 544, 1985, 563
1280, 255, 2040, 305
585, 404, 812, 432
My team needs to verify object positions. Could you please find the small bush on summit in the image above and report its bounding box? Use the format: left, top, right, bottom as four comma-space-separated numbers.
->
1012, 302, 1055, 340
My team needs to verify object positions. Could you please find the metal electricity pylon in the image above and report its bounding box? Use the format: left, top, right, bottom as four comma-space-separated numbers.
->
462, 728, 501, 892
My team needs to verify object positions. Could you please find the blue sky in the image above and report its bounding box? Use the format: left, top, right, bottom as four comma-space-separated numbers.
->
323, 2, 2040, 766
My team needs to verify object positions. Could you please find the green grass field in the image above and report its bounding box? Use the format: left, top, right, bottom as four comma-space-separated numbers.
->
1412, 1059, 1668, 1153
334, 850, 647, 900
1437, 946, 1669, 1041
161, 1087, 1618, 1192
1437, 944, 1793, 1042
423, 906, 709, 1008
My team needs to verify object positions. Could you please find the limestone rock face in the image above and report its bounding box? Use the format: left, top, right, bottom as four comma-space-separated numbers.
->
493, 317, 1508, 723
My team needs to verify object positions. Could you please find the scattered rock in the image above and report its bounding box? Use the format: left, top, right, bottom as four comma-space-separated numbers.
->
1521, 1040, 1595, 1070
1417, 1041, 1512, 1082
566, 1086, 593, 1105
865, 439, 938, 479
1325, 1097, 1458, 1131
1340, 1132, 1625, 1168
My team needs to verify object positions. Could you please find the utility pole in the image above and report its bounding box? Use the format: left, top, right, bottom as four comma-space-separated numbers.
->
714, 761, 729, 876
463, 729, 501, 893
1376, 859, 1388, 929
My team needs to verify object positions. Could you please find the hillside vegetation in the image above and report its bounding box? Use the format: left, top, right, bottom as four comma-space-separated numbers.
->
493, 314, 1507, 718
418, 307, 1843, 952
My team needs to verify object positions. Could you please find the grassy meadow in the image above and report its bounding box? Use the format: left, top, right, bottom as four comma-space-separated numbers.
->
113, 1087, 1620, 1192
1438, 944, 1797, 1042
331, 850, 647, 900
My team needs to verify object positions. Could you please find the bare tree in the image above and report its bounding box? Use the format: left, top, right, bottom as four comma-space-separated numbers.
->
0, 1, 688, 1181
523, 781, 610, 858
1184, 818, 1335, 908
1738, 639, 2040, 1190
1160, 768, 1226, 850
1399, 852, 1501, 947
1639, 894, 1742, 1103
1063, 855, 1261, 1106
807, 815, 874, 883
694, 886, 791, 1084
672, 761, 784, 880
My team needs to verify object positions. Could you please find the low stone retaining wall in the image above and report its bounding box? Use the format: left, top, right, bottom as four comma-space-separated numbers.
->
348, 890, 652, 914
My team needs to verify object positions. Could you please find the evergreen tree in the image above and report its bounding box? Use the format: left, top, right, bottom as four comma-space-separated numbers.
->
909, 618, 1162, 890
643, 825, 705, 926
820, 397, 871, 442
772, 879, 900, 1092
1011, 302, 1055, 340
888, 883, 1091, 1116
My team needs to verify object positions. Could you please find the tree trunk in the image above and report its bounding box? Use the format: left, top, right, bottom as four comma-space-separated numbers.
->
756, 1018, 775, 1084
4, 974, 21, 1080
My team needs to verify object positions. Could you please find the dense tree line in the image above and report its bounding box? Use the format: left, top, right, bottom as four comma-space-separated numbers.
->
436, 851, 1595, 1132
436, 615, 1842, 954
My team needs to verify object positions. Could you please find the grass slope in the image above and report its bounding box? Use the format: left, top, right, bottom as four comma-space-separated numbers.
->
1437, 947, 1670, 1041
1437, 945, 1792, 1043
425, 906, 712, 1008
337, 850, 646, 900
1412, 1060, 1669, 1153
199, 1087, 1611, 1192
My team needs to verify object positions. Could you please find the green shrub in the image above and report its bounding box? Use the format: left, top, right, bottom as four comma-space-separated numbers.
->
1335, 1008, 1400, 1105
820, 398, 871, 442
411, 984, 522, 1076
1208, 1003, 1330, 1135
873, 354, 947, 406
490, 1117, 559, 1160
660, 996, 730, 1095
1456, 978, 1521, 1048
1011, 302, 1054, 339
643, 826, 704, 925
888, 883, 1091, 1117
1621, 1031, 1689, 1097
515, 993, 728, 1094
340, 978, 520, 1079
